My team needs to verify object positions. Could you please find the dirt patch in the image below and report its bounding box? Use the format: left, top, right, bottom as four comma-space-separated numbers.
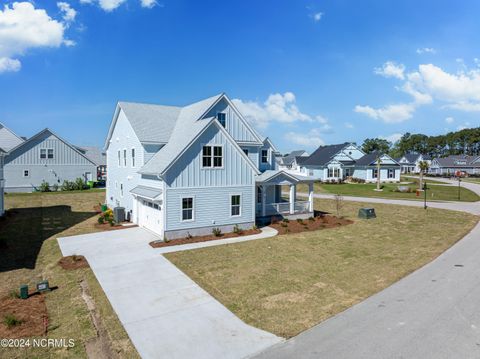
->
0, 294, 48, 338
150, 228, 261, 248
58, 255, 90, 270
80, 280, 118, 359
93, 223, 137, 231
270, 215, 353, 235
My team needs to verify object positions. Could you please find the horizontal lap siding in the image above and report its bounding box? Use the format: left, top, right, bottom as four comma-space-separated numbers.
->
0, 156, 3, 215
165, 186, 254, 231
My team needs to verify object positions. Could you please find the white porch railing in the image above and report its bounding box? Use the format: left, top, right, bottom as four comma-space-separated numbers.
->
256, 200, 311, 216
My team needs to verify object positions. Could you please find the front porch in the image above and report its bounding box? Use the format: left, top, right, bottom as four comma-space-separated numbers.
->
255, 170, 315, 221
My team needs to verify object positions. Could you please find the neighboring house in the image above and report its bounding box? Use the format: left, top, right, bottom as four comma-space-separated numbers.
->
0, 148, 5, 216
76, 146, 107, 180
105, 93, 316, 239
0, 122, 24, 151
396, 153, 431, 174
277, 150, 309, 174
352, 152, 401, 182
3, 129, 97, 192
429, 155, 480, 175
301, 143, 365, 180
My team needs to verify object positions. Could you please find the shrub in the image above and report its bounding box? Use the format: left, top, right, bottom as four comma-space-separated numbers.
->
108, 218, 115, 227
282, 218, 289, 223
164, 235, 170, 243
38, 181, 51, 192
281, 222, 288, 228
296, 218, 304, 224
233, 224, 242, 234
3, 314, 22, 328
61, 180, 75, 191
308, 216, 315, 222
212, 227, 222, 237
97, 216, 105, 225
252, 224, 258, 231
9, 290, 20, 299
350, 177, 366, 184
52, 183, 59, 192
74, 177, 87, 190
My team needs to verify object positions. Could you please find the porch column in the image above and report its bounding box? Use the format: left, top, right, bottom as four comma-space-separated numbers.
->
308, 182, 314, 212
289, 184, 296, 214
261, 185, 267, 217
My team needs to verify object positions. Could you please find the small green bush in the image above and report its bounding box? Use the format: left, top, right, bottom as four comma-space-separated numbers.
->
281, 222, 288, 228
3, 314, 23, 328
212, 227, 222, 237
97, 216, 105, 224
296, 218, 304, 224
308, 216, 315, 222
38, 181, 51, 192
252, 224, 258, 231
233, 224, 242, 234
282, 218, 289, 223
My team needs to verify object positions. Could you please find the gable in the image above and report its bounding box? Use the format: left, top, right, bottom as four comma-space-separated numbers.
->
0, 125, 24, 152
342, 144, 365, 160
164, 123, 256, 188
203, 97, 261, 143
5, 130, 95, 166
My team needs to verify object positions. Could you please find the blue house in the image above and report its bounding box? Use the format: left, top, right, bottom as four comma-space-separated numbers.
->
0, 149, 5, 216
105, 93, 316, 239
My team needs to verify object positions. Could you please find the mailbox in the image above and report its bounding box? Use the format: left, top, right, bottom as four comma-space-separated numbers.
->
358, 208, 376, 219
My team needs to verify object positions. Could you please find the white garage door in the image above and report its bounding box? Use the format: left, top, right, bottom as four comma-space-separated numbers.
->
138, 199, 162, 235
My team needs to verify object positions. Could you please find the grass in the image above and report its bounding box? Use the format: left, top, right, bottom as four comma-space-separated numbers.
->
295, 181, 479, 202
400, 176, 448, 184
0, 191, 139, 359
3, 314, 23, 328
166, 199, 478, 338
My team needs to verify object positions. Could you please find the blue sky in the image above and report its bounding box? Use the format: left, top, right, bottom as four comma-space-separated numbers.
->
1, 0, 480, 153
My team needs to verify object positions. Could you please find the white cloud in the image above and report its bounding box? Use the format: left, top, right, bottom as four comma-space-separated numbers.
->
354, 103, 416, 123
57, 2, 76, 24
233, 92, 330, 129
0, 2, 70, 73
344, 122, 354, 129
374, 61, 405, 80
284, 129, 325, 148
0, 57, 21, 73
445, 116, 454, 124
140, 0, 157, 8
312, 12, 323, 22
380, 133, 402, 143
416, 47, 436, 54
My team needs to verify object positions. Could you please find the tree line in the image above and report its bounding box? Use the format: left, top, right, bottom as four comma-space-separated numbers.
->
361, 127, 480, 158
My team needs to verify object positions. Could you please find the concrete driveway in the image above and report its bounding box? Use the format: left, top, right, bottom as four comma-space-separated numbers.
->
58, 228, 281, 359
256, 180, 480, 359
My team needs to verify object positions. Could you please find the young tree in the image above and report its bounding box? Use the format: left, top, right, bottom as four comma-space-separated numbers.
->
418, 160, 430, 191
334, 194, 344, 218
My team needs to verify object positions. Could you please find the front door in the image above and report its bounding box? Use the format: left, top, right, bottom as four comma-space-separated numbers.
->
344, 168, 351, 178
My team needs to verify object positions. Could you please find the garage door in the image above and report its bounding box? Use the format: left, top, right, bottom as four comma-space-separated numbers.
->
138, 199, 162, 235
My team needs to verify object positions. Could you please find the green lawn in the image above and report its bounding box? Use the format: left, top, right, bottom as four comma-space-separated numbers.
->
400, 176, 448, 184
296, 181, 479, 202
0, 191, 139, 359
166, 199, 478, 338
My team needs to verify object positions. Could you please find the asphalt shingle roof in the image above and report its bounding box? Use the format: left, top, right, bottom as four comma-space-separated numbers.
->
302, 143, 349, 166
434, 155, 480, 168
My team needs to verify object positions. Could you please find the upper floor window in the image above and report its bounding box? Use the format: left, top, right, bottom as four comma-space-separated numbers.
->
131, 148, 135, 167
47, 149, 54, 159
261, 149, 269, 163
231, 195, 241, 216
40, 149, 46, 159
118, 150, 121, 167
123, 149, 127, 167
217, 113, 226, 128
202, 145, 223, 168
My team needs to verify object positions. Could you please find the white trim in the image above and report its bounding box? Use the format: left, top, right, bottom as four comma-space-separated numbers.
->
230, 193, 242, 218
180, 195, 195, 222
23, 169, 30, 178
261, 149, 269, 164
200, 144, 224, 169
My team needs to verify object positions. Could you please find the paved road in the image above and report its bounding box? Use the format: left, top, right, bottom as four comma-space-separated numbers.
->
58, 227, 281, 359
257, 180, 480, 359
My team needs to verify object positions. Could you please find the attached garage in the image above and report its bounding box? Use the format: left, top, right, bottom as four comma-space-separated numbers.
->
130, 186, 163, 237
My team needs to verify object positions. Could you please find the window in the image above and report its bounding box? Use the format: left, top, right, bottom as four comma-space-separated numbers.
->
372, 168, 378, 178
47, 149, 54, 159
257, 186, 262, 204
328, 167, 340, 178
388, 169, 395, 178
202, 146, 212, 167
344, 168, 351, 177
217, 113, 226, 128
131, 148, 135, 167
120, 183, 123, 197
123, 149, 127, 167
40, 149, 46, 159
202, 145, 223, 168
23, 169, 29, 177
118, 150, 121, 166
261, 149, 268, 163
182, 197, 193, 221
243, 148, 249, 156
231, 195, 241, 216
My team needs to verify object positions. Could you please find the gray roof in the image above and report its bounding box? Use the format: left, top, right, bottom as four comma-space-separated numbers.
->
76, 146, 106, 166
130, 185, 162, 200
302, 143, 349, 166
280, 150, 308, 165
255, 170, 315, 183
356, 152, 399, 166
434, 155, 480, 168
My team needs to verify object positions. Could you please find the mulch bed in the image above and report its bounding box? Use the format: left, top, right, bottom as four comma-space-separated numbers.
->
58, 255, 90, 270
270, 215, 353, 235
0, 294, 48, 338
93, 223, 138, 231
150, 228, 262, 248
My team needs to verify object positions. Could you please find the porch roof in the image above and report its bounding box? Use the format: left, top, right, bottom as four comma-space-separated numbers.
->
255, 170, 316, 185
130, 186, 163, 200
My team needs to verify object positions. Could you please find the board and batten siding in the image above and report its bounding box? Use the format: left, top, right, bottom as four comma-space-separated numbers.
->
106, 109, 144, 214
4, 131, 97, 192
204, 99, 259, 143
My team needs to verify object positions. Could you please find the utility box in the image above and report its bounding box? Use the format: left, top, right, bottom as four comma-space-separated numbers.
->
20, 285, 28, 299
114, 207, 125, 223
358, 207, 376, 219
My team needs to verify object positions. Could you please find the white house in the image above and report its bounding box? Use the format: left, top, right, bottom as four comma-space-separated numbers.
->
277, 150, 309, 174
396, 153, 432, 174
105, 93, 316, 239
